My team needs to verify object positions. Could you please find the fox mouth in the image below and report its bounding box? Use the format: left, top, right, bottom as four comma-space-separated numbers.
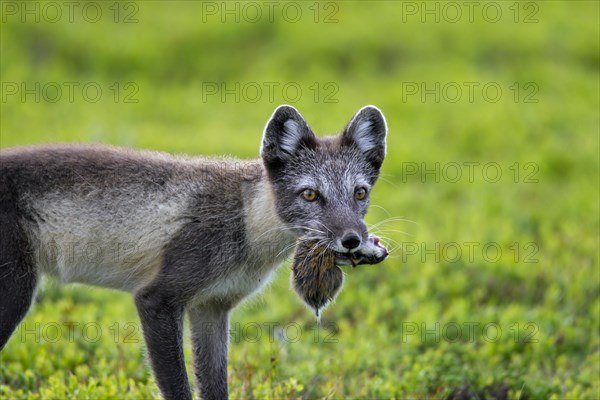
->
333, 250, 387, 266
333, 251, 355, 266
333, 236, 388, 267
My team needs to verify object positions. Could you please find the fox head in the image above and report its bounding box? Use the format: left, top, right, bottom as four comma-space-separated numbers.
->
261, 105, 387, 257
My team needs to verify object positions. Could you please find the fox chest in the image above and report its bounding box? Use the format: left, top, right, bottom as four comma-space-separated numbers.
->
194, 229, 297, 305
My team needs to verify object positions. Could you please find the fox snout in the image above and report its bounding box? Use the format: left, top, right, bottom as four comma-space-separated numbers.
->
327, 217, 369, 253
331, 219, 386, 260
341, 231, 362, 251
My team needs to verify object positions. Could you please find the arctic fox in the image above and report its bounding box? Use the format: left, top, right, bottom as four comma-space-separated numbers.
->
0, 105, 388, 399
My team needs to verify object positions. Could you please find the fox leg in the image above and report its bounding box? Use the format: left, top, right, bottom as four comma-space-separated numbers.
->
135, 285, 192, 400
188, 304, 230, 400
0, 197, 38, 350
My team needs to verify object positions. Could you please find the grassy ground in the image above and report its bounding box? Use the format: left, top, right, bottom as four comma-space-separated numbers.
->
1, 1, 599, 398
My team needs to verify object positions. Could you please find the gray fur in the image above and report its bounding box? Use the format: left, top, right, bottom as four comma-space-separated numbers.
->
0, 105, 387, 399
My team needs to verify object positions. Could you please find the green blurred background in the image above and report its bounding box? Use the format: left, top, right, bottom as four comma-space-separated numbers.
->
1, 1, 598, 398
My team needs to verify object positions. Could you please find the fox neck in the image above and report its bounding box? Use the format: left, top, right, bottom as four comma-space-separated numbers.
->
242, 169, 297, 265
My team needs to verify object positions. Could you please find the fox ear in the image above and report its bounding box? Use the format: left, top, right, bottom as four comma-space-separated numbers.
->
341, 105, 387, 171
261, 105, 316, 165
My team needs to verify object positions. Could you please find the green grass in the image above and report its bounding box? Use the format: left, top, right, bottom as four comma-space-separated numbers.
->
1, 1, 599, 398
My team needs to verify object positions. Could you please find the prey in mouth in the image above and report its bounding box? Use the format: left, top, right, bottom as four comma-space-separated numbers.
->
291, 234, 389, 317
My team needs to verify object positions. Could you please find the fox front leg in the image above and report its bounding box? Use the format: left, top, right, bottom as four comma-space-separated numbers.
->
135, 287, 192, 400
188, 304, 230, 400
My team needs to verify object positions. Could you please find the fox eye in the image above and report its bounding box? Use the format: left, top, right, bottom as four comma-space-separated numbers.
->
355, 187, 367, 200
302, 189, 318, 202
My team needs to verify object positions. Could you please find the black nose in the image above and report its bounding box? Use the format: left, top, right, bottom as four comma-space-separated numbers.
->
341, 232, 361, 250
